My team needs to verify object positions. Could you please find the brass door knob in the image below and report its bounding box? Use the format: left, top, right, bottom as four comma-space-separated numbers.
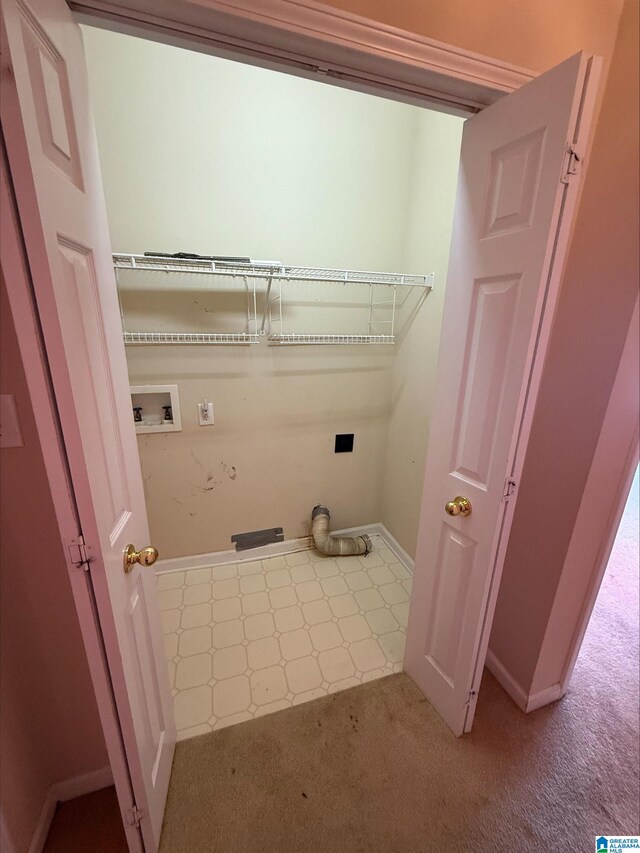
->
445, 496, 472, 517
124, 544, 159, 573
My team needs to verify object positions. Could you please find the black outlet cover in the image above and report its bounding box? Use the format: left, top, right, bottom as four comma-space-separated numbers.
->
335, 433, 354, 453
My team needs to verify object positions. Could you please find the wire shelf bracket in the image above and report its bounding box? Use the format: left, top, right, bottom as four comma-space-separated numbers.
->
114, 256, 261, 346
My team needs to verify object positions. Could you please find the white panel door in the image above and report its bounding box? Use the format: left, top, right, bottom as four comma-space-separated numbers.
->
1, 0, 175, 847
405, 53, 596, 736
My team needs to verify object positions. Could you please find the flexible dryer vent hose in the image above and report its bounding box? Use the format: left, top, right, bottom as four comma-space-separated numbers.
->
311, 505, 371, 557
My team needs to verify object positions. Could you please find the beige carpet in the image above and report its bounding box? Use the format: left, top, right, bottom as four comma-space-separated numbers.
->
161, 479, 639, 852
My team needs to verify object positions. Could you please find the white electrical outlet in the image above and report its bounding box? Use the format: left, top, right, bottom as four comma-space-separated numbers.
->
198, 400, 214, 425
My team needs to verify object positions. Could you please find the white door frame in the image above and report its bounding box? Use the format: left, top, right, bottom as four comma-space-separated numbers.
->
1, 0, 627, 841
72, 1, 615, 725
69, 0, 535, 115
0, 9, 535, 845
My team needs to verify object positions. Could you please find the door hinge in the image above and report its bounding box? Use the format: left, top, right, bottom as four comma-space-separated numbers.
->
502, 477, 517, 501
465, 690, 477, 707
67, 535, 94, 571
126, 805, 145, 828
561, 145, 582, 183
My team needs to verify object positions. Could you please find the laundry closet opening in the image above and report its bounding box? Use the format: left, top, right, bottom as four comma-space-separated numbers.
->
81, 24, 464, 739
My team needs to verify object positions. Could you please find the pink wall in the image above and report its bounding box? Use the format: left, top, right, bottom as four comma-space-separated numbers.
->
489, 0, 640, 692
323, 0, 623, 74
0, 275, 109, 852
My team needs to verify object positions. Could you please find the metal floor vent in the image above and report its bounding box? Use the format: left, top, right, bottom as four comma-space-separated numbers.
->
231, 527, 284, 551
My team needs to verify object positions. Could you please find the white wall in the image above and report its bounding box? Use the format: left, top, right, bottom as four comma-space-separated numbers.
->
82, 25, 463, 559
82, 27, 417, 271
383, 110, 463, 555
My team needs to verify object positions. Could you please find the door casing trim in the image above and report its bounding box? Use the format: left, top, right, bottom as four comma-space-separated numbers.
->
70, 0, 535, 114
2, 0, 625, 827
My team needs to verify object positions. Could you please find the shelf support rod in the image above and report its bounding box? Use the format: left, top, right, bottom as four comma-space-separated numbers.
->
391, 285, 397, 338
243, 276, 258, 339
368, 282, 374, 336
114, 267, 127, 335
260, 274, 274, 335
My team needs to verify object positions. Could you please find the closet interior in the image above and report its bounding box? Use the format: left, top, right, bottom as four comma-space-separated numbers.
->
82, 24, 464, 739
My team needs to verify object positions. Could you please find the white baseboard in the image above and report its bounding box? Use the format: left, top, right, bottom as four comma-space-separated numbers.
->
485, 650, 529, 712
155, 535, 314, 574
330, 522, 383, 538
320, 522, 414, 573
26, 798, 56, 853
374, 525, 415, 574
49, 766, 114, 803
155, 523, 414, 575
526, 682, 565, 712
486, 650, 565, 713
28, 766, 113, 853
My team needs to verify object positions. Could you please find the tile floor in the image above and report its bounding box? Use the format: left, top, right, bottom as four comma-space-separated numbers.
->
157, 535, 411, 740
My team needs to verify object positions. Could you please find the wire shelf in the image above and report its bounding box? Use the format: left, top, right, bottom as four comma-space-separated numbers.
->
114, 254, 434, 346
268, 334, 395, 346
123, 332, 259, 345
113, 253, 280, 278
113, 254, 434, 288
